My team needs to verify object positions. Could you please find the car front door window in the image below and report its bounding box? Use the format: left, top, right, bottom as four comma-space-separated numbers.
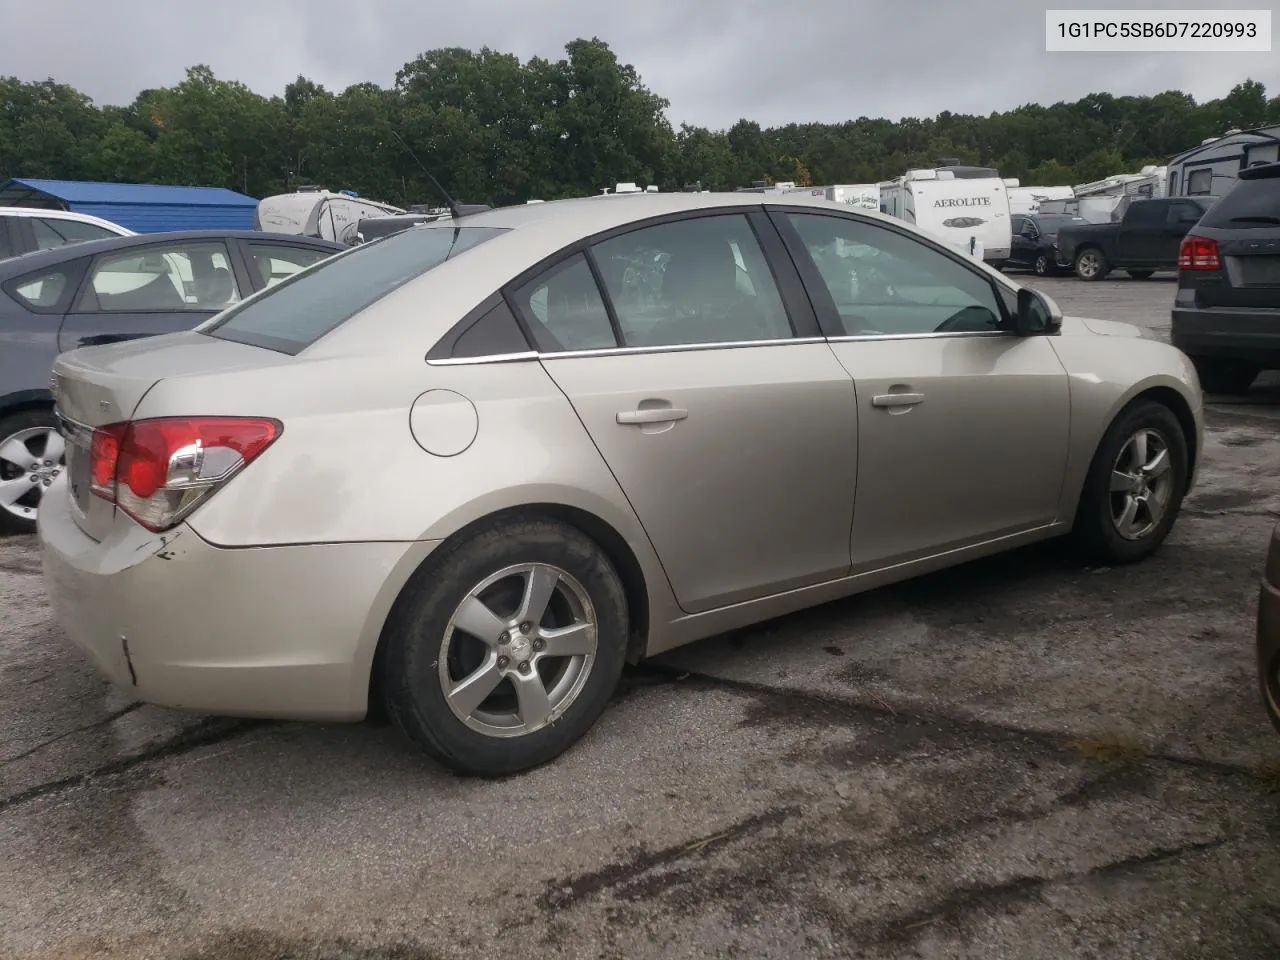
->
84, 242, 241, 312
783, 212, 1006, 336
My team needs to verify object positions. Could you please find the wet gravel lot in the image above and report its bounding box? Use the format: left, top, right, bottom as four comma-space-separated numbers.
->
2, 271, 1279, 960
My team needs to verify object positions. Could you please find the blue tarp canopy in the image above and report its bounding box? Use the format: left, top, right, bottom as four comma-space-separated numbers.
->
0, 178, 258, 233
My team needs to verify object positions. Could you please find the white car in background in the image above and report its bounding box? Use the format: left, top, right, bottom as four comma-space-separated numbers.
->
0, 207, 134, 260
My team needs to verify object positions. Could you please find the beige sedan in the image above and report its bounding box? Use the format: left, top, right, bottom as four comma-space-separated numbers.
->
38, 193, 1203, 776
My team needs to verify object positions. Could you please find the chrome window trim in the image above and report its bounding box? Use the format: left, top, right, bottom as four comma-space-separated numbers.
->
424, 329, 1012, 365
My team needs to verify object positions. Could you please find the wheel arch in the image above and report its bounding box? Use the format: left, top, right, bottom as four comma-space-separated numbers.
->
0, 388, 55, 421
365, 501, 654, 716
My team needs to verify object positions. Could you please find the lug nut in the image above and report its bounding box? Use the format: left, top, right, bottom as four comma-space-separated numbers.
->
496, 655, 510, 669
532, 638, 546, 652
518, 660, 531, 674
519, 621, 533, 633
43, 460, 52, 466
499, 631, 510, 644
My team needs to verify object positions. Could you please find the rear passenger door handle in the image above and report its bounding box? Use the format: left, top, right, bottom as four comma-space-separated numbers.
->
871, 393, 925, 408
617, 408, 689, 425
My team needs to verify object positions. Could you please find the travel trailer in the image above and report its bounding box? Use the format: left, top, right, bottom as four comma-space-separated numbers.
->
1006, 184, 1075, 216
1040, 166, 1168, 223
878, 162, 1014, 263
254, 187, 405, 244
825, 184, 881, 211
1167, 125, 1280, 198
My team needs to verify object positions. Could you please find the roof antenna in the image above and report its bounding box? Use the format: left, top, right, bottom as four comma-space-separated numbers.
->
390, 131, 490, 219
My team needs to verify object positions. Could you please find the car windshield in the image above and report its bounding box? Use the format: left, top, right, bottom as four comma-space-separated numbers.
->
204, 225, 508, 354
1197, 176, 1280, 229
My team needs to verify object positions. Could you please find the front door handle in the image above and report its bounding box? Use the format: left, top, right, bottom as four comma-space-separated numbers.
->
871, 392, 925, 408
617, 407, 689, 425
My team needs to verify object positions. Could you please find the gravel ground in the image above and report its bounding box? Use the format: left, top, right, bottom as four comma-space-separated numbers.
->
2, 270, 1279, 960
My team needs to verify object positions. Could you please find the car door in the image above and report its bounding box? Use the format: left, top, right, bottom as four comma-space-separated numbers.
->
511, 210, 859, 614
1116, 200, 1170, 265
1, 257, 88, 397
58, 238, 244, 352
237, 239, 336, 292
771, 208, 1071, 571
1008, 216, 1036, 265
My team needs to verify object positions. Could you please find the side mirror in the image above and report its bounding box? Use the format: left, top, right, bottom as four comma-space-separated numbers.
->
1014, 287, 1062, 336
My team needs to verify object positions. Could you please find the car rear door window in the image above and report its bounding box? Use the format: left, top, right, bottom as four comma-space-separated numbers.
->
32, 218, 120, 250
206, 225, 506, 354
81, 241, 241, 312
1166, 201, 1205, 227
1124, 202, 1166, 227
589, 214, 793, 347
784, 212, 1006, 336
247, 243, 332, 289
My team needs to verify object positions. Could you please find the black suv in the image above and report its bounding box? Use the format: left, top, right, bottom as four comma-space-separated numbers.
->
1171, 161, 1280, 394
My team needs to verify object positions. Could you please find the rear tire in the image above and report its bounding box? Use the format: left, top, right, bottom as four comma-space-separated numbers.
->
1128, 270, 1155, 280
0, 408, 62, 537
1070, 400, 1188, 566
1192, 357, 1258, 395
1074, 248, 1110, 281
380, 517, 629, 777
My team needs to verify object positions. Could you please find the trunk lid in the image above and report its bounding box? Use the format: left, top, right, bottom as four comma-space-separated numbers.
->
52, 331, 290, 541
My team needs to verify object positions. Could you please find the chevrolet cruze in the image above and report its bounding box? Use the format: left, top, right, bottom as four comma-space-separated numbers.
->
38, 192, 1203, 776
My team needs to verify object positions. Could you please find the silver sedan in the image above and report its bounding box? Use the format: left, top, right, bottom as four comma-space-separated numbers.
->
38, 192, 1203, 776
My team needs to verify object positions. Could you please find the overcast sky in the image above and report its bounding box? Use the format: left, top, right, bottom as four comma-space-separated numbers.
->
3, 0, 1277, 129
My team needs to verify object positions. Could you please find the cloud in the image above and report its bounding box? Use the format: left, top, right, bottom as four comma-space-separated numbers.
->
2, 0, 1276, 130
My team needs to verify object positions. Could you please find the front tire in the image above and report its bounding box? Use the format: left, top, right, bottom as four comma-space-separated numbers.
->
0, 408, 64, 537
1074, 247, 1110, 281
380, 517, 629, 777
1192, 357, 1258, 395
1033, 253, 1053, 276
1070, 400, 1188, 565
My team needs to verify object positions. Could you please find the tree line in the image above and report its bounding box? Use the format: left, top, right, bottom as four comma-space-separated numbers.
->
2, 38, 1278, 208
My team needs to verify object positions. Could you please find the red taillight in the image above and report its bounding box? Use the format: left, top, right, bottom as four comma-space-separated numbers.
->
1178, 235, 1220, 271
89, 416, 281, 532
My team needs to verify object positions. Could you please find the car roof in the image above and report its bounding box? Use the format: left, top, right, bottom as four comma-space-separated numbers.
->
432, 191, 915, 256
0, 206, 118, 220
0, 230, 344, 276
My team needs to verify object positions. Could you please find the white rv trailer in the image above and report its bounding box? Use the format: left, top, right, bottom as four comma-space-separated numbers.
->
254, 187, 405, 244
1167, 125, 1280, 198
1038, 166, 1168, 222
878, 163, 1014, 263
825, 184, 881, 211
1005, 183, 1075, 216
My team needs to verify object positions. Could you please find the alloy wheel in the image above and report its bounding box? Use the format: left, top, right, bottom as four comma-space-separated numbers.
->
1109, 428, 1174, 541
438, 562, 598, 737
0, 426, 65, 524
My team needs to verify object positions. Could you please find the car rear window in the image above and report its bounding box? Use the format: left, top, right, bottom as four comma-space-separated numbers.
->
204, 225, 508, 354
1197, 176, 1280, 229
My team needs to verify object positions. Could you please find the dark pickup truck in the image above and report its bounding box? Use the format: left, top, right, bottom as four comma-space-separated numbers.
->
1055, 196, 1217, 281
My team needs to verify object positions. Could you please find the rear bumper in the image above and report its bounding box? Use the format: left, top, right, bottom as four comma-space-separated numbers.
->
1257, 522, 1280, 731
38, 475, 439, 721
1171, 306, 1280, 365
